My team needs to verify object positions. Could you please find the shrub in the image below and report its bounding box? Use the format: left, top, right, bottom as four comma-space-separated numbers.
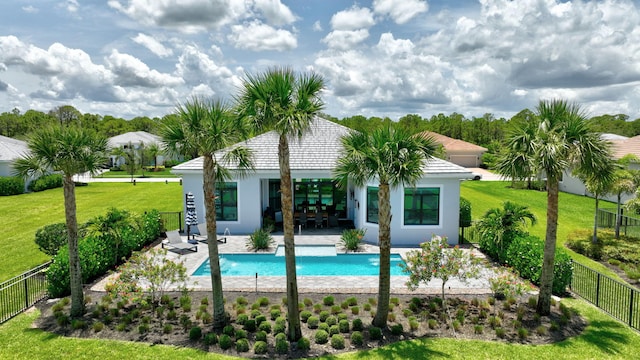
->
275, 339, 289, 355
222, 325, 235, 337
340, 228, 366, 251
314, 330, 329, 344
235, 329, 247, 340
255, 314, 267, 325
339, 319, 350, 333
219, 334, 233, 350
255, 330, 268, 342
331, 334, 346, 349
495, 327, 506, 338
369, 326, 382, 340
352, 318, 364, 331
270, 308, 281, 320
34, 223, 68, 257
323, 296, 335, 306
351, 330, 364, 346
236, 313, 249, 325
274, 321, 286, 334
189, 326, 202, 341
505, 234, 573, 295
297, 336, 311, 351
300, 310, 312, 322
307, 316, 319, 329
390, 323, 403, 335
163, 324, 173, 334
319, 310, 330, 322
326, 315, 338, 326
253, 341, 268, 355
29, 173, 63, 192
0, 176, 24, 196
258, 321, 272, 333
246, 227, 274, 251
243, 319, 256, 332
235, 338, 249, 352
92, 321, 104, 332
203, 332, 218, 346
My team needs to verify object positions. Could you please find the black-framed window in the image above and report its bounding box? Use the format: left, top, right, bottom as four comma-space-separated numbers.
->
404, 187, 440, 225
268, 179, 281, 211
366, 186, 378, 224
215, 182, 238, 221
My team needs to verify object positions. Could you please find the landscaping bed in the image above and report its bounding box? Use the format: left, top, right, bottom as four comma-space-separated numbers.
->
35, 290, 586, 359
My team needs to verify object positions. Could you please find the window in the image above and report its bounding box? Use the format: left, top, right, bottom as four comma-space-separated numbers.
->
404, 187, 440, 225
215, 182, 238, 221
366, 186, 378, 224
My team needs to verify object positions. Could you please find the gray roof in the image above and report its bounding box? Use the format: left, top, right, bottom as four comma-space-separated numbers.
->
108, 131, 161, 148
172, 117, 472, 177
0, 135, 29, 162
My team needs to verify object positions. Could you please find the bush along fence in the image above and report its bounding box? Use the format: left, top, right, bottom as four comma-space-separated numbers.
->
598, 208, 640, 239
0, 262, 50, 324
571, 261, 639, 332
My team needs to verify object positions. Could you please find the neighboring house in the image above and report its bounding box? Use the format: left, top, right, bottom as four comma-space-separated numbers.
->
417, 131, 487, 167
171, 118, 474, 246
108, 131, 164, 167
559, 134, 640, 203
0, 135, 33, 188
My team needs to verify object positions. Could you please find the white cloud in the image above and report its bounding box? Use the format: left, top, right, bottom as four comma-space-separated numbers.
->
322, 29, 370, 50
22, 5, 38, 13
175, 45, 236, 87
131, 33, 173, 58
253, 0, 296, 26
66, 0, 79, 13
228, 21, 297, 51
330, 6, 375, 31
373, 0, 428, 24
313, 21, 323, 32
105, 49, 183, 88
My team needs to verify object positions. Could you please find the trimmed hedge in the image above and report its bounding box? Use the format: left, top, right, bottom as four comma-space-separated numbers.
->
505, 234, 573, 295
47, 209, 161, 298
0, 176, 24, 196
35, 223, 69, 257
29, 173, 63, 192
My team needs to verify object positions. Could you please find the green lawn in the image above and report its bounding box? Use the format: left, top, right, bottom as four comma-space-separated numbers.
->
1, 299, 638, 359
0, 182, 182, 282
98, 168, 177, 178
461, 181, 622, 279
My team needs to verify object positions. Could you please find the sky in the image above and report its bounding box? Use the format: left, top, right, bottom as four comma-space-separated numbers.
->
1, 0, 640, 121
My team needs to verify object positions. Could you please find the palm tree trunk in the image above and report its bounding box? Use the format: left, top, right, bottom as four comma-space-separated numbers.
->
373, 183, 391, 328
279, 135, 302, 341
203, 156, 226, 330
615, 194, 622, 239
592, 195, 599, 244
537, 179, 559, 316
64, 174, 84, 317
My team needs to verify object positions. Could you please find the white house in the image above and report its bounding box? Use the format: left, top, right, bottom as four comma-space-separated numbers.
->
559, 134, 640, 203
108, 131, 164, 167
0, 135, 34, 190
171, 118, 474, 246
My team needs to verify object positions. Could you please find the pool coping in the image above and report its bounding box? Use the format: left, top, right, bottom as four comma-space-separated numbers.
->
91, 234, 497, 295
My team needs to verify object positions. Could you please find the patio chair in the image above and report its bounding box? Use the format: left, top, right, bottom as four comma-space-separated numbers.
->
195, 223, 227, 244
297, 212, 307, 229
162, 230, 197, 253
315, 211, 324, 228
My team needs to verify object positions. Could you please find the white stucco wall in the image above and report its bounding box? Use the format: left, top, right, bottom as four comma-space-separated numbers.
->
560, 168, 637, 204
354, 177, 462, 247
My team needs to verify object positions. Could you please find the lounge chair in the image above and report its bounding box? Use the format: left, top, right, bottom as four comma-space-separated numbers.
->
162, 230, 197, 253
195, 223, 227, 244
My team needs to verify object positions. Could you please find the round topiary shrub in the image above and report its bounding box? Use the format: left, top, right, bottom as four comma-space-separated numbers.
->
222, 325, 235, 337
351, 331, 364, 346
300, 310, 312, 322
297, 336, 311, 351
319, 310, 330, 322
352, 318, 364, 331
307, 316, 319, 329
368, 326, 382, 340
243, 319, 256, 332
255, 330, 268, 342
275, 333, 289, 354
339, 319, 350, 333
314, 329, 329, 344
329, 324, 340, 336
219, 334, 233, 350
326, 315, 338, 326
330, 334, 345, 349
34, 223, 68, 257
235, 338, 249, 352
203, 332, 218, 346
253, 340, 268, 355
236, 313, 249, 325
189, 326, 202, 341
235, 329, 247, 340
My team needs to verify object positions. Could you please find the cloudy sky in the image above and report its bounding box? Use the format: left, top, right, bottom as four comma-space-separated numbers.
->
1, 0, 640, 121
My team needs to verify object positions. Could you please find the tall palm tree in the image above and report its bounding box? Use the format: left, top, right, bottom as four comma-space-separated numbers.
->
13, 126, 108, 317
161, 97, 254, 330
334, 127, 436, 328
525, 99, 612, 315
495, 116, 538, 188
237, 67, 324, 341
580, 159, 616, 244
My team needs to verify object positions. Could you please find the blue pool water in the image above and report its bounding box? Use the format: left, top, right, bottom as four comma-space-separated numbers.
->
192, 253, 406, 276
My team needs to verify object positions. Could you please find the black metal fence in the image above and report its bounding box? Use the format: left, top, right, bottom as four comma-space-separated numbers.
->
0, 262, 50, 324
159, 211, 183, 232
571, 261, 639, 331
598, 208, 640, 238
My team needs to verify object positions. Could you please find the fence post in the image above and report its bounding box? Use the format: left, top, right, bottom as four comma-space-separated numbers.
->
24, 277, 29, 309
179, 212, 183, 232
630, 290, 635, 327
596, 273, 601, 308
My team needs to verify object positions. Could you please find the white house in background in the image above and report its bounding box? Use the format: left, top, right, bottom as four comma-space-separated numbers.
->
559, 134, 640, 203
417, 131, 487, 168
108, 131, 164, 167
171, 117, 474, 246
0, 135, 33, 189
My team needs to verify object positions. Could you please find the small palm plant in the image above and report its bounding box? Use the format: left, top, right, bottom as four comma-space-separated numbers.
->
247, 226, 275, 251
339, 228, 366, 251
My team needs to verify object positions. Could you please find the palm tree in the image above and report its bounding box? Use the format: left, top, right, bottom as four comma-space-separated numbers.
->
111, 142, 138, 183
146, 142, 161, 171
523, 99, 612, 315
13, 125, 108, 317
580, 159, 616, 244
237, 67, 324, 341
333, 127, 436, 328
495, 115, 538, 188
161, 97, 254, 330
476, 201, 537, 263
611, 155, 640, 238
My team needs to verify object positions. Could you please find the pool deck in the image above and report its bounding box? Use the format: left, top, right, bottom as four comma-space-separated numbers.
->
92, 234, 498, 296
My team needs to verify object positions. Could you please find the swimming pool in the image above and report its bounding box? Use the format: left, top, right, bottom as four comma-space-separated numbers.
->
192, 253, 407, 276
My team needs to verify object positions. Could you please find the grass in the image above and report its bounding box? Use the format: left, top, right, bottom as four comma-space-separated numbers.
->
1, 299, 638, 359
98, 168, 177, 178
0, 182, 182, 282
461, 181, 622, 279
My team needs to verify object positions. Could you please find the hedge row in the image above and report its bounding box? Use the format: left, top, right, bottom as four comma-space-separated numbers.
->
29, 173, 63, 192
0, 176, 24, 196
47, 209, 161, 298
504, 234, 573, 295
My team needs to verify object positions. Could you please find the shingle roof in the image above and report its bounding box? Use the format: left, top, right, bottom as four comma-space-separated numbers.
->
172, 117, 473, 177
611, 135, 640, 160
108, 131, 161, 148
0, 135, 29, 162
418, 131, 488, 152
